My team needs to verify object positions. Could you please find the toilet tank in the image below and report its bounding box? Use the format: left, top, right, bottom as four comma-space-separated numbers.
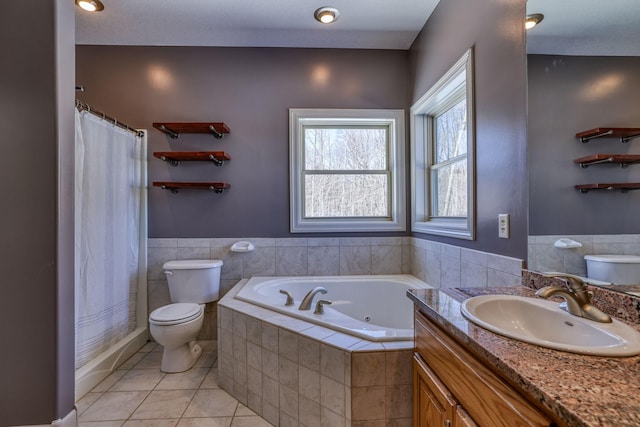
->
584, 255, 640, 285
163, 260, 223, 303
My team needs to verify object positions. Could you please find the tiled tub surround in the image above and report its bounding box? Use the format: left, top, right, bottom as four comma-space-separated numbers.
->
217, 281, 415, 427
528, 234, 640, 277
408, 286, 640, 427
148, 237, 525, 340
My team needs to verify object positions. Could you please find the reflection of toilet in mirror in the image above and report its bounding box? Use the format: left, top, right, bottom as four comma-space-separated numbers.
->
149, 259, 223, 373
584, 255, 640, 285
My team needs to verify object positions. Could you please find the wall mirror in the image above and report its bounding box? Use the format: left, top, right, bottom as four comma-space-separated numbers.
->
526, 0, 640, 293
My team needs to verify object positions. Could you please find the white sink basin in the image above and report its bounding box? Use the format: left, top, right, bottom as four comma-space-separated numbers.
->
461, 295, 640, 356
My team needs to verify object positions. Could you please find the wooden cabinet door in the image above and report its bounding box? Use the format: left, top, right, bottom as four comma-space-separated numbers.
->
454, 406, 478, 427
414, 309, 555, 427
414, 354, 456, 427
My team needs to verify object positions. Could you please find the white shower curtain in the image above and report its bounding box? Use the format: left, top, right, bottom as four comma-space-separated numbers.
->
74, 108, 145, 370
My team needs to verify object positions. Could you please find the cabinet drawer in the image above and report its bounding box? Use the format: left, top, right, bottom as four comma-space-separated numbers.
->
415, 309, 554, 427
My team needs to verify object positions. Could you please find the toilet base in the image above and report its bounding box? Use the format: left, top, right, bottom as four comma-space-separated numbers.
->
160, 341, 202, 373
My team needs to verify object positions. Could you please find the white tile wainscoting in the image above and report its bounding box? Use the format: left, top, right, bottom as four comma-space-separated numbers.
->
147, 237, 524, 341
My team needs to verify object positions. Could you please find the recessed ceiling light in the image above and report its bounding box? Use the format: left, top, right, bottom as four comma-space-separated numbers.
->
525, 13, 544, 30
76, 0, 104, 12
314, 7, 340, 24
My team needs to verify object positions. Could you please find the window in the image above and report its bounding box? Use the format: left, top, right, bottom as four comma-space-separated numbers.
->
411, 48, 475, 239
289, 109, 405, 233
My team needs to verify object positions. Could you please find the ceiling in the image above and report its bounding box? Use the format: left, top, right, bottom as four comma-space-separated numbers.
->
76, 0, 640, 55
526, 0, 640, 56
75, 0, 441, 50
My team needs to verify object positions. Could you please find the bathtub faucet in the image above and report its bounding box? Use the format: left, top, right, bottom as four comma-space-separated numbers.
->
298, 286, 327, 310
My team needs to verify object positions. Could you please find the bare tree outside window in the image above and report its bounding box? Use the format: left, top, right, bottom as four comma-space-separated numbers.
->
289, 108, 405, 233
431, 98, 467, 217
303, 127, 389, 218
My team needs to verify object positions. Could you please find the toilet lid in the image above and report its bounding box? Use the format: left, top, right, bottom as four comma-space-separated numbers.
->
149, 303, 203, 325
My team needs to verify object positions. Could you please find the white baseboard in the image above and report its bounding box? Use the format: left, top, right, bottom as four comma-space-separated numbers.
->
10, 407, 77, 427
51, 408, 77, 427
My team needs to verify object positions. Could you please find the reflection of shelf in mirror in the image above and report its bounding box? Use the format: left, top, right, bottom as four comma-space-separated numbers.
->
153, 151, 231, 167
153, 181, 230, 194
576, 128, 640, 143
152, 122, 230, 139
574, 154, 640, 168
575, 183, 640, 193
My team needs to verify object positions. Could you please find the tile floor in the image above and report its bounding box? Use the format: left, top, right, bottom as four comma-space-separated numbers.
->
77, 340, 273, 427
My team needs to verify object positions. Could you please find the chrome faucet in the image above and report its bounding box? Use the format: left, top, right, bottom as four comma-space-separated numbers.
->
298, 286, 327, 310
314, 300, 332, 315
279, 289, 294, 306
535, 273, 612, 323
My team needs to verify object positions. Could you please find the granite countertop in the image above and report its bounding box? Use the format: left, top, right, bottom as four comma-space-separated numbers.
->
407, 286, 640, 427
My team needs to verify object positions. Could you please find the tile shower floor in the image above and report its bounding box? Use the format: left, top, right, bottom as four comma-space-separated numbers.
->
77, 340, 273, 427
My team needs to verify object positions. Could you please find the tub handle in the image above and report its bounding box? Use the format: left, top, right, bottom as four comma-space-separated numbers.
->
314, 300, 332, 315
164, 270, 174, 276
279, 289, 294, 306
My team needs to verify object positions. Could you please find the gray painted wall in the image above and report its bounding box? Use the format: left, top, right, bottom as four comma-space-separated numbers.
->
0, 0, 75, 425
408, 0, 528, 259
76, 46, 410, 238
528, 54, 640, 235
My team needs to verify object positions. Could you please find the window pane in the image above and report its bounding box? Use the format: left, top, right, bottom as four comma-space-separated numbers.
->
304, 174, 388, 217
435, 98, 467, 163
432, 160, 467, 217
304, 127, 387, 170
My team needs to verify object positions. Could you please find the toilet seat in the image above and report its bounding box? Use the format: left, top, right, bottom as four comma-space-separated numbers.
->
149, 303, 203, 326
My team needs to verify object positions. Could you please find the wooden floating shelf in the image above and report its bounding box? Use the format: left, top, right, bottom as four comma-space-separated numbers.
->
153, 181, 230, 194
152, 122, 231, 140
153, 151, 231, 167
576, 127, 640, 143
575, 183, 640, 193
574, 154, 640, 168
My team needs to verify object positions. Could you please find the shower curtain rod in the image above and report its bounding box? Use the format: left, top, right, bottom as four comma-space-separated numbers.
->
75, 100, 145, 138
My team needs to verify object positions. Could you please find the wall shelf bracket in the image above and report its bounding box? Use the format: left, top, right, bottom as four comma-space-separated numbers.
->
576, 127, 640, 143
575, 183, 640, 193
578, 129, 613, 143
153, 181, 230, 194
158, 155, 181, 167
156, 124, 180, 139
578, 157, 613, 168
209, 125, 224, 139
208, 154, 224, 166
574, 154, 640, 169
153, 151, 231, 167
153, 122, 230, 140
620, 133, 640, 143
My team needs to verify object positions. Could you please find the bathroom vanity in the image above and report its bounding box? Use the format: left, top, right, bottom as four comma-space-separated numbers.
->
413, 307, 554, 426
408, 286, 640, 427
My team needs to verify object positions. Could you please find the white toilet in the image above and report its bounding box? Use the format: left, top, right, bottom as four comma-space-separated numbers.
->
149, 259, 223, 373
584, 255, 640, 284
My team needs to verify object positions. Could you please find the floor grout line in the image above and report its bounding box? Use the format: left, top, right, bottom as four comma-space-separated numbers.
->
76, 340, 274, 427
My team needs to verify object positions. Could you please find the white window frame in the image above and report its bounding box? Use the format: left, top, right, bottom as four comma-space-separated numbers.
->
289, 108, 406, 233
410, 48, 475, 240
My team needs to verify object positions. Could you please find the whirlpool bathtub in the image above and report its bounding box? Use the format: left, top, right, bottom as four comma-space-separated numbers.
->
234, 274, 431, 341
